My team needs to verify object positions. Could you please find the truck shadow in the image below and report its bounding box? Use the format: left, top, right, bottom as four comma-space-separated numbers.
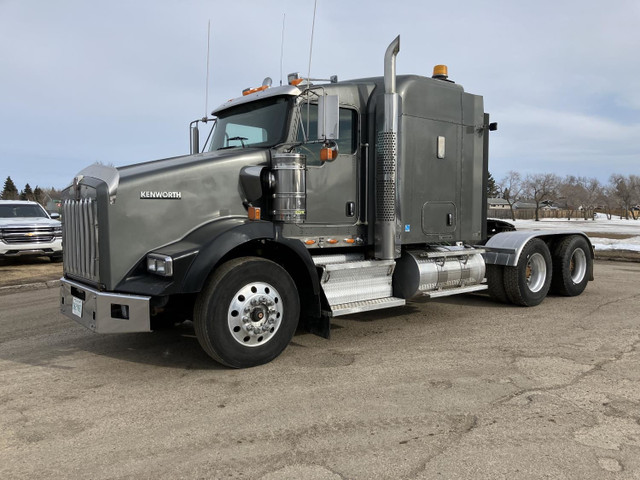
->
2, 295, 516, 371
0, 320, 228, 371
80, 321, 228, 370
424, 293, 520, 308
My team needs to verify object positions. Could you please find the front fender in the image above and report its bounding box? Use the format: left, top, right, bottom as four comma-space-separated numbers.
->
115, 217, 273, 295
115, 218, 322, 303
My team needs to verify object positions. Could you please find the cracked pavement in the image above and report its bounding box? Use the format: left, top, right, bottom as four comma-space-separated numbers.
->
0, 260, 639, 479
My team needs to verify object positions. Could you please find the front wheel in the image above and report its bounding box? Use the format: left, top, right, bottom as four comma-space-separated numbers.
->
504, 238, 552, 306
194, 257, 300, 368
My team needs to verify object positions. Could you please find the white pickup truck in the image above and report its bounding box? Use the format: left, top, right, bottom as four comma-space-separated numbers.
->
0, 200, 62, 261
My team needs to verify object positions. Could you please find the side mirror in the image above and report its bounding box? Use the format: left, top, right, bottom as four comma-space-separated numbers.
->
190, 125, 200, 154
317, 95, 339, 141
50, 212, 61, 220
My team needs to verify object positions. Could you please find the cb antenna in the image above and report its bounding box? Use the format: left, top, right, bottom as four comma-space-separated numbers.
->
306, 0, 318, 138
204, 20, 211, 119
280, 14, 286, 86
307, 0, 317, 86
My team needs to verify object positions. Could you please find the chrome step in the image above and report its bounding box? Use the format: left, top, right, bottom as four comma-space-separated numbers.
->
329, 297, 406, 317
422, 284, 488, 299
312, 253, 364, 266
312, 256, 397, 314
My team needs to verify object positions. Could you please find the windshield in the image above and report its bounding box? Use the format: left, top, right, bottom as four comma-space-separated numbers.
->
209, 96, 291, 151
0, 204, 49, 219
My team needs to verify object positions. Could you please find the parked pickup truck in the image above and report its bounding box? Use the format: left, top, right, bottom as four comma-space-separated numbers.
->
0, 200, 62, 261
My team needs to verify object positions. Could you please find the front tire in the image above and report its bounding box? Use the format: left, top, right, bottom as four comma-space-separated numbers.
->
504, 239, 552, 306
550, 235, 591, 296
194, 257, 300, 368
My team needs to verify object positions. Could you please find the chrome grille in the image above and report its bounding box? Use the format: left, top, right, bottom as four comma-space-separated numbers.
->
63, 198, 99, 282
1, 227, 56, 244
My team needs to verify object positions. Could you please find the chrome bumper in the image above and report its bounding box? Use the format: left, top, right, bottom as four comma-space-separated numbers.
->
60, 278, 151, 333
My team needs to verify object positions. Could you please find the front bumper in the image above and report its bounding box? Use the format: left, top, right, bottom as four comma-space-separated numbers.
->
0, 238, 62, 257
60, 277, 151, 333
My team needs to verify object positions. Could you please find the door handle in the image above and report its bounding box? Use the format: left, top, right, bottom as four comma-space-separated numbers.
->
346, 201, 355, 217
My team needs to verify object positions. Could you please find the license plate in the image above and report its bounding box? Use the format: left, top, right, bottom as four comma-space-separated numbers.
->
72, 296, 83, 318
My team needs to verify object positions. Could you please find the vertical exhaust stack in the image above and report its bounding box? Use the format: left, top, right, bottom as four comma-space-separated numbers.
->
375, 36, 401, 260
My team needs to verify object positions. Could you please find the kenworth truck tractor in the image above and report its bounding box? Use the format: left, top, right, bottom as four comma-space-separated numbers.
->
59, 37, 593, 368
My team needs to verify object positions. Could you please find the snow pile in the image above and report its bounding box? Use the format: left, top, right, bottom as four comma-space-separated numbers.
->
499, 214, 640, 252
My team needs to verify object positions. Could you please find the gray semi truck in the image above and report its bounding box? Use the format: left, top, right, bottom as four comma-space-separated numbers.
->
59, 37, 593, 368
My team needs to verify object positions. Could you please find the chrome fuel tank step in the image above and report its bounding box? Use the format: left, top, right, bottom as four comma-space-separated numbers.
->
329, 296, 406, 317
313, 255, 403, 316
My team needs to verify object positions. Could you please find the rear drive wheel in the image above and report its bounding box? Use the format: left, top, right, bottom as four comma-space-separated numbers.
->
486, 264, 509, 303
550, 235, 591, 296
504, 238, 552, 306
194, 257, 300, 368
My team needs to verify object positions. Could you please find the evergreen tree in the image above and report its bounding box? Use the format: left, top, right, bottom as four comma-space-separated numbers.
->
20, 183, 34, 201
486, 171, 498, 198
1, 176, 19, 200
34, 186, 45, 205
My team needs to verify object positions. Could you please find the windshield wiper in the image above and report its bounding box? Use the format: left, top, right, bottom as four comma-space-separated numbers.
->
217, 136, 248, 150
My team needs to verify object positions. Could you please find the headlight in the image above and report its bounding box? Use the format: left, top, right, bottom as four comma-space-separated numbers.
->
147, 254, 173, 277
54, 226, 62, 238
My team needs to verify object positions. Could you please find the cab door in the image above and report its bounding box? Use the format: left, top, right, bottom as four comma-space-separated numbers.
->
296, 104, 359, 225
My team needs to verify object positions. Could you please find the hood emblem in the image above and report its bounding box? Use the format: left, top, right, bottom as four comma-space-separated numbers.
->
140, 191, 182, 199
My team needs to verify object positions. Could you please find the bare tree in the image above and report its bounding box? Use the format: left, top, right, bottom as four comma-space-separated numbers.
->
582, 177, 602, 220
629, 175, 640, 220
600, 183, 616, 220
524, 173, 560, 221
557, 175, 583, 220
560, 176, 602, 220
609, 174, 634, 220
498, 171, 523, 221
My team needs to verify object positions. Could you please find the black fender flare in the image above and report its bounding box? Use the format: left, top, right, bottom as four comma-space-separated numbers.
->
117, 217, 320, 298
180, 219, 321, 297
115, 218, 325, 333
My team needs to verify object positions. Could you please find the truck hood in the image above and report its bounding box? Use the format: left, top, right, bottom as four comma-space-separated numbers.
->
0, 217, 61, 228
66, 148, 270, 289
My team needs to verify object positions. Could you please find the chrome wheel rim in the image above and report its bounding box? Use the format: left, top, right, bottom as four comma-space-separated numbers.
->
570, 248, 587, 284
526, 253, 547, 293
227, 282, 283, 347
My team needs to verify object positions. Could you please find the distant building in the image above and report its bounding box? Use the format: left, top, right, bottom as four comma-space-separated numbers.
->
487, 198, 510, 209
513, 201, 536, 210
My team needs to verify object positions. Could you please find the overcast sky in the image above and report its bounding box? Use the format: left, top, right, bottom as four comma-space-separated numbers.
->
1, 0, 638, 192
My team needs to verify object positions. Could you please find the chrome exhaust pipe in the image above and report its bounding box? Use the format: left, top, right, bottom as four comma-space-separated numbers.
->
384, 36, 400, 96
375, 35, 401, 260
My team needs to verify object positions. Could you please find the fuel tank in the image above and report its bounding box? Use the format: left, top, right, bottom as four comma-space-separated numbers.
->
393, 247, 485, 299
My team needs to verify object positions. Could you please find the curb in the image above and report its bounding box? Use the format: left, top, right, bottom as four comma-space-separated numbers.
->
0, 279, 61, 296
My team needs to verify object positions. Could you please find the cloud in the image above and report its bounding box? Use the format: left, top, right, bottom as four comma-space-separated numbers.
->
1, 0, 639, 189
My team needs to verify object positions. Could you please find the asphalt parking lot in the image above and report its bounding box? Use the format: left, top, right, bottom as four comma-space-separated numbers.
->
0, 260, 639, 479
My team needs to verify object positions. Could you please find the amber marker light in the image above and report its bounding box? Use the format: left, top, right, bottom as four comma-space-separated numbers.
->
248, 206, 261, 220
242, 85, 269, 96
290, 78, 304, 86
304, 239, 316, 245
344, 238, 355, 244
327, 239, 338, 244
320, 147, 338, 162
432, 64, 450, 81
433, 65, 448, 76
